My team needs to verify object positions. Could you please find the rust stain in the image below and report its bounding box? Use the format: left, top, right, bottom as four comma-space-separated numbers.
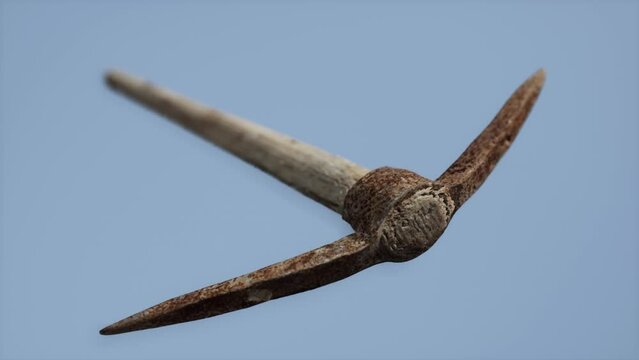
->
437, 69, 546, 208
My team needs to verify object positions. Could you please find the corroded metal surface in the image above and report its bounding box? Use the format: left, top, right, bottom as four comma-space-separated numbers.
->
342, 167, 455, 262
437, 70, 546, 208
100, 234, 377, 335
343, 167, 431, 235
101, 69, 546, 335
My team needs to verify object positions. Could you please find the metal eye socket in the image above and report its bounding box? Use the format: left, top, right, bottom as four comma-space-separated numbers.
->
378, 189, 452, 262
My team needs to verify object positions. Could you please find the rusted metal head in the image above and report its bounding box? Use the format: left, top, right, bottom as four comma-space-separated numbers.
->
343, 167, 454, 262
100, 69, 545, 335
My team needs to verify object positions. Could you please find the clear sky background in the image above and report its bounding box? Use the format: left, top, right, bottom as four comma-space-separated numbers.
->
1, 1, 638, 359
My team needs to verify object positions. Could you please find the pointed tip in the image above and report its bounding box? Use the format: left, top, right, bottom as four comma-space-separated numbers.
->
513, 67, 546, 110
537, 67, 546, 78
99, 319, 131, 336
516, 68, 546, 99
99, 313, 152, 335
530, 67, 546, 88
436, 68, 547, 207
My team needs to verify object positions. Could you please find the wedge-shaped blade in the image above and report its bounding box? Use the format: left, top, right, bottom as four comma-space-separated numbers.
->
100, 234, 377, 335
437, 69, 546, 208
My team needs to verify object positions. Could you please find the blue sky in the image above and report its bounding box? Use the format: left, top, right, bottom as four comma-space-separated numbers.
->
1, 1, 638, 359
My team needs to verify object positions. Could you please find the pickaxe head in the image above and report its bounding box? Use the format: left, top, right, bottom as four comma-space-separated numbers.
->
100, 69, 545, 335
